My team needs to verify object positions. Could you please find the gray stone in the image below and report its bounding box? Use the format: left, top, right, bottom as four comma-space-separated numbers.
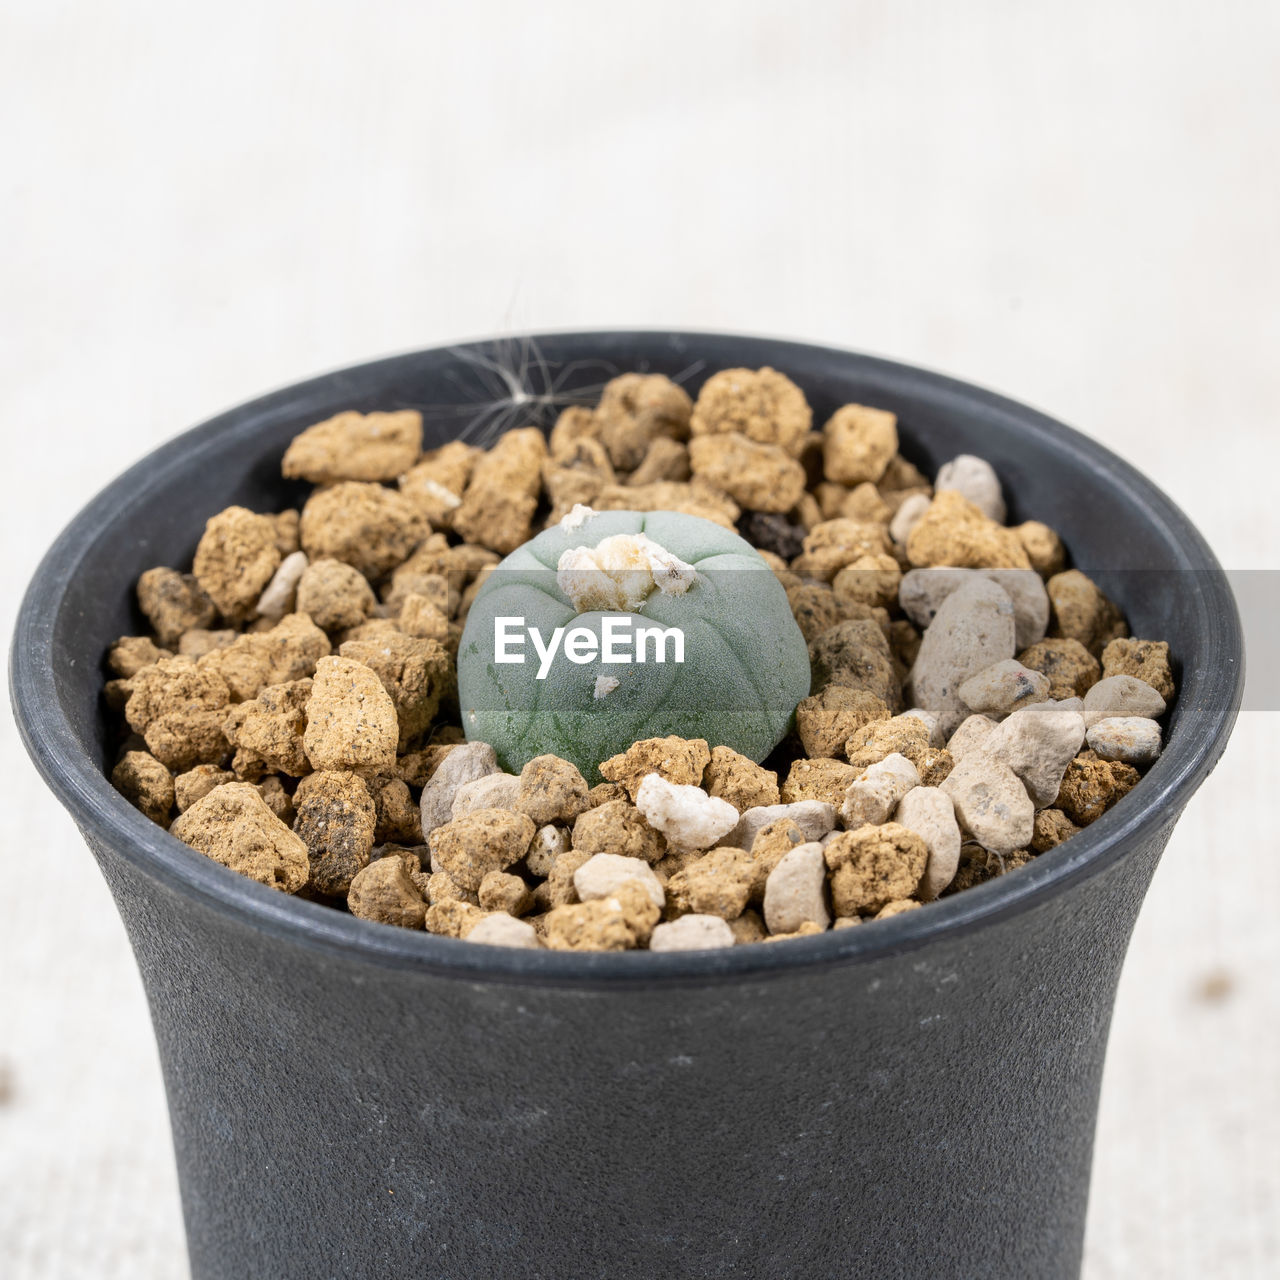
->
451, 772, 520, 820
907, 578, 1017, 736
726, 800, 837, 851
1086, 716, 1162, 765
947, 713, 998, 761
467, 914, 540, 948
894, 786, 962, 901
889, 492, 931, 546
763, 843, 830, 935
573, 853, 665, 909
649, 914, 736, 951
899, 567, 1049, 649
1082, 675, 1167, 727
984, 704, 1087, 808
420, 742, 500, 835
840, 753, 920, 828
255, 550, 308, 621
939, 753, 1034, 856
935, 453, 1006, 522
958, 659, 1052, 716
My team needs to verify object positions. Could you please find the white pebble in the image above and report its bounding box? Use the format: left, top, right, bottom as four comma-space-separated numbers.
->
935, 454, 1006, 522
451, 772, 520, 820
467, 914, 540, 948
649, 914, 736, 952
840, 753, 921, 828
958, 659, 1051, 716
901, 706, 944, 747
948, 713, 998, 761
558, 503, 596, 532
573, 854, 666, 909
894, 786, 962, 901
908, 578, 1017, 736
1086, 716, 1162, 765
593, 674, 620, 700
899, 568, 1049, 649
635, 774, 739, 852
939, 753, 1034, 856
1082, 675, 1167, 728
415, 477, 461, 511
254, 550, 309, 621
889, 493, 932, 546
983, 704, 1086, 808
557, 532, 696, 612
763, 843, 830, 935
726, 800, 837, 851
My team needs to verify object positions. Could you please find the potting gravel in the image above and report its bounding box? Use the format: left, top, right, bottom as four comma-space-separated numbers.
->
105, 365, 1177, 950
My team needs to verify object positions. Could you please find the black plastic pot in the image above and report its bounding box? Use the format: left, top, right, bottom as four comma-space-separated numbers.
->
11, 333, 1244, 1280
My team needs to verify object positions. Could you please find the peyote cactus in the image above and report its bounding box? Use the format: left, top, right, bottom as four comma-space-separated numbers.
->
457, 509, 811, 780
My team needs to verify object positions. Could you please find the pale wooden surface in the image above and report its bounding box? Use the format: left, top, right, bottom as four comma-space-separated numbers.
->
1, 2, 1277, 1276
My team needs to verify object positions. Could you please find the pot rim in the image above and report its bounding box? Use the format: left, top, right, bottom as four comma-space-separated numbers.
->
9, 329, 1246, 988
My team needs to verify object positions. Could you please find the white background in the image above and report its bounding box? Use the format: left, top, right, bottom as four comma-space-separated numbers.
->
1, 2, 1277, 1275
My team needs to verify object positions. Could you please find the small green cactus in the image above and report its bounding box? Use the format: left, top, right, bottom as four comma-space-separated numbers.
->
457, 509, 811, 781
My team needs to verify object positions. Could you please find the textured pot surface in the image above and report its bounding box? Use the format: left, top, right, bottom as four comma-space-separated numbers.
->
11, 333, 1245, 1279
